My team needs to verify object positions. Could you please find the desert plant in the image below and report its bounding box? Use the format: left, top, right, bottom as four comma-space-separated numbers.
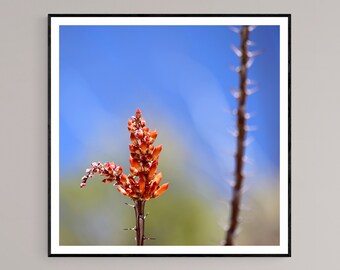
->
225, 25, 254, 245
80, 109, 169, 245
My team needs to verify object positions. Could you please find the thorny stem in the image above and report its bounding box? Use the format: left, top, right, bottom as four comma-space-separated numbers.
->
225, 26, 250, 246
134, 200, 146, 246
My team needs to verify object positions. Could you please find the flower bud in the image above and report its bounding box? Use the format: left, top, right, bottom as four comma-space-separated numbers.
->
130, 134, 138, 146
153, 183, 169, 198
102, 178, 112, 184
148, 161, 158, 179
120, 174, 128, 185
135, 108, 141, 118
150, 182, 158, 194
129, 144, 136, 153
116, 165, 123, 173
152, 145, 162, 160
130, 166, 138, 175
136, 129, 144, 139
138, 173, 146, 194
129, 156, 140, 169
117, 185, 128, 196
150, 130, 158, 139
140, 142, 148, 154
152, 172, 162, 185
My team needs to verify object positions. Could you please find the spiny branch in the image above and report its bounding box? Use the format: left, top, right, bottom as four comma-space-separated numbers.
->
225, 26, 250, 246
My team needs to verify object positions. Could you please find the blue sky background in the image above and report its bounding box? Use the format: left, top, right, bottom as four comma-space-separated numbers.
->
59, 25, 280, 193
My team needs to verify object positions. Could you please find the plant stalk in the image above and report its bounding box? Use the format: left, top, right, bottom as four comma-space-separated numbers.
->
134, 200, 146, 246
225, 26, 250, 246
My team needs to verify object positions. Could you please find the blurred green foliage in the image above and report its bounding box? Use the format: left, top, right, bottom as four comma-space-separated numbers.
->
59, 118, 279, 246
60, 168, 279, 246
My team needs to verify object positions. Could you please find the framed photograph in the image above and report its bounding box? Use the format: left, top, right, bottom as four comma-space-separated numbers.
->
49, 14, 291, 256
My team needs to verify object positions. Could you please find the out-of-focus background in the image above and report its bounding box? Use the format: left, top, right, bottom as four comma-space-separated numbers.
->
59, 25, 280, 246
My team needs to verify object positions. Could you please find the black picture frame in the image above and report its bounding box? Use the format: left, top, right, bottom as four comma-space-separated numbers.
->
48, 14, 291, 257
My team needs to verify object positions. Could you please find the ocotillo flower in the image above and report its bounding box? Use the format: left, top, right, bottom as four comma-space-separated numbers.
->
124, 108, 169, 200
80, 109, 168, 246
80, 109, 169, 201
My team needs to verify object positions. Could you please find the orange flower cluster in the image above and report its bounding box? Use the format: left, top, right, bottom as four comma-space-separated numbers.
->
125, 108, 168, 200
80, 109, 168, 201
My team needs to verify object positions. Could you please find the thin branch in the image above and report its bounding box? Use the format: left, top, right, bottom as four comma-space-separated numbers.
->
225, 26, 250, 246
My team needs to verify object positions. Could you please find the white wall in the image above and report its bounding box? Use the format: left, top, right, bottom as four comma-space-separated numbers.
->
0, 0, 338, 269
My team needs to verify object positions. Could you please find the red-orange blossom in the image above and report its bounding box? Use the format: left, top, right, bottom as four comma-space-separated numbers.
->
80, 109, 169, 201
